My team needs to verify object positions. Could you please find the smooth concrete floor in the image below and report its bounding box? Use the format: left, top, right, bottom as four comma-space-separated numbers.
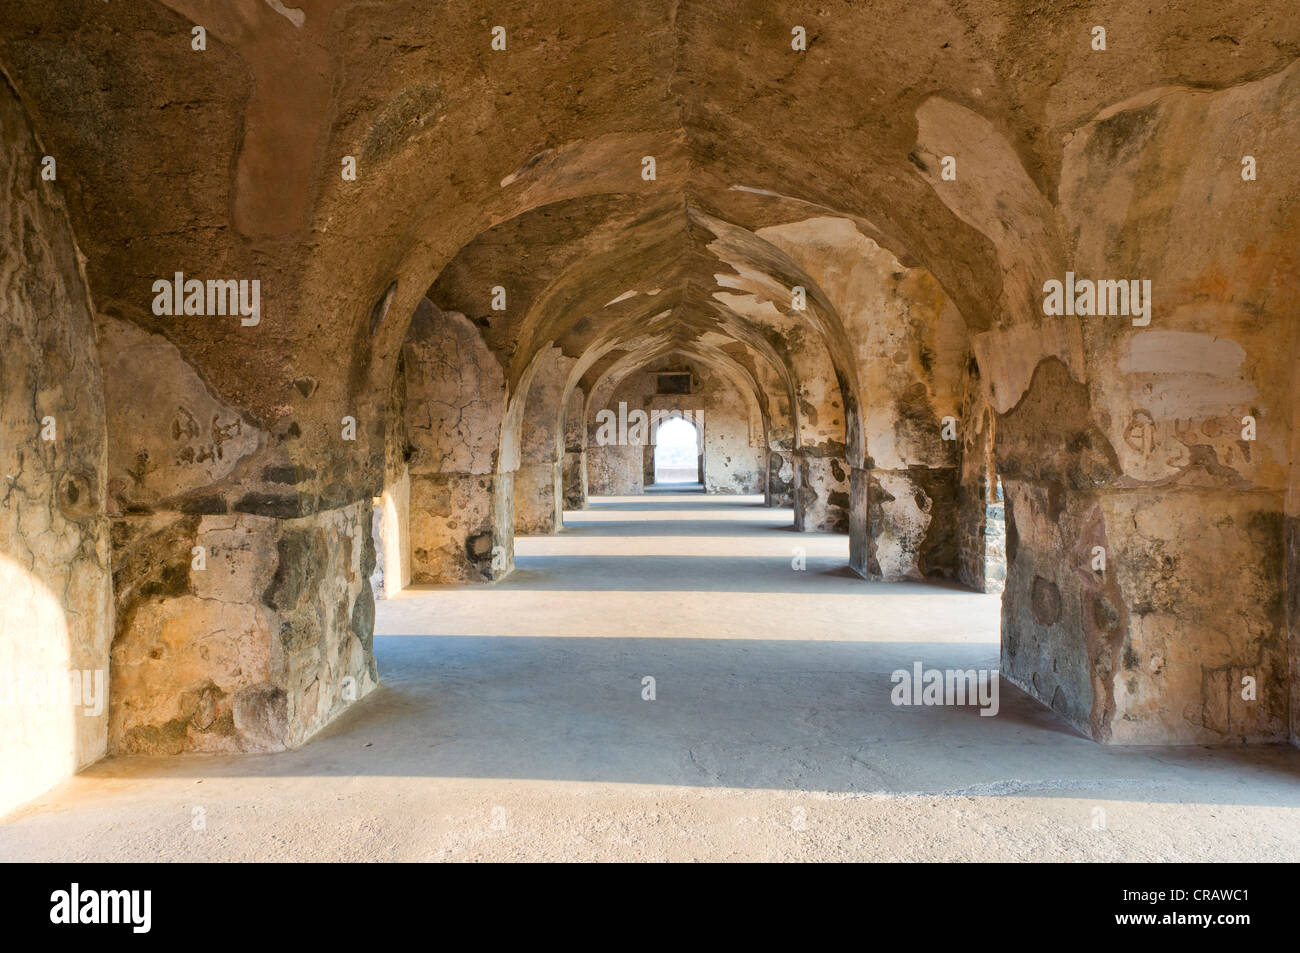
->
2, 494, 1298, 861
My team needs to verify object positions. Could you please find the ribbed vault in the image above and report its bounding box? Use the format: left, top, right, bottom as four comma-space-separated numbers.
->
2, 0, 1298, 793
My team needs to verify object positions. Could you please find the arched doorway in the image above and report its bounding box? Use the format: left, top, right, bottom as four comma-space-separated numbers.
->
653, 416, 700, 485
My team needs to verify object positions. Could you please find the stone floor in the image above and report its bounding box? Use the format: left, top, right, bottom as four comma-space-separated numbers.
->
2, 494, 1297, 861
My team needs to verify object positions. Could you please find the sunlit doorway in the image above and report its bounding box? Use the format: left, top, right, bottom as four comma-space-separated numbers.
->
653, 416, 700, 485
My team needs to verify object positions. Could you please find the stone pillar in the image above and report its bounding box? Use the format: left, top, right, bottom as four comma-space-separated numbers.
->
563, 449, 587, 510
1001, 481, 1287, 744
849, 466, 869, 574
1289, 511, 1300, 746
586, 443, 642, 495
514, 459, 562, 535
955, 471, 1005, 594
514, 346, 572, 535
410, 471, 514, 582
766, 449, 795, 507
994, 361, 1289, 744
1287, 339, 1300, 746
110, 499, 379, 755
857, 466, 960, 581
401, 298, 513, 583
793, 452, 849, 532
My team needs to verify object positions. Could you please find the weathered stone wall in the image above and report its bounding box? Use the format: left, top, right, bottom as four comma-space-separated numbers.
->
110, 501, 377, 753
1003, 66, 1296, 743
994, 354, 1289, 746
585, 356, 765, 495
757, 218, 969, 566
698, 372, 763, 494
562, 386, 587, 510
912, 61, 1299, 743
514, 347, 573, 534
956, 360, 1005, 593
0, 76, 113, 816
96, 309, 379, 754
587, 443, 644, 495
403, 298, 513, 581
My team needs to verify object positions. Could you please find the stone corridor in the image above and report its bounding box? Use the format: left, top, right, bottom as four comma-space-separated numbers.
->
1, 496, 1296, 862
1, 1, 1299, 865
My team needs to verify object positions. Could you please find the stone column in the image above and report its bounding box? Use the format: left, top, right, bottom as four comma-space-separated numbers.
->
110, 500, 379, 754
766, 450, 795, 506
514, 459, 562, 535
793, 451, 850, 532
994, 360, 1289, 744
563, 449, 588, 510
1001, 480, 1287, 744
859, 466, 960, 581
409, 471, 514, 582
402, 299, 514, 583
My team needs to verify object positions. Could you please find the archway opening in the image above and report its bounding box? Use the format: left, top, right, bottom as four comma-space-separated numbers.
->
984, 474, 1006, 593
653, 416, 700, 485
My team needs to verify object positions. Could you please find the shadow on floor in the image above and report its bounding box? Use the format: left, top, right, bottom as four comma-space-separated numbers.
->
79, 634, 1300, 808
405, 556, 977, 594
643, 482, 705, 493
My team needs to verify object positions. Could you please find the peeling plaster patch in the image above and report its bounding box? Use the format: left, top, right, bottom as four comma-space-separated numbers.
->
755, 215, 863, 253
263, 0, 305, 28
712, 289, 786, 324
971, 320, 1086, 414
100, 317, 263, 507
500, 150, 554, 188
1120, 331, 1245, 377
712, 260, 795, 306
1118, 331, 1255, 418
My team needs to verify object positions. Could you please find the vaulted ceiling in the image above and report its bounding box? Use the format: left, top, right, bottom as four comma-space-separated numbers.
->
1, 0, 1294, 432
